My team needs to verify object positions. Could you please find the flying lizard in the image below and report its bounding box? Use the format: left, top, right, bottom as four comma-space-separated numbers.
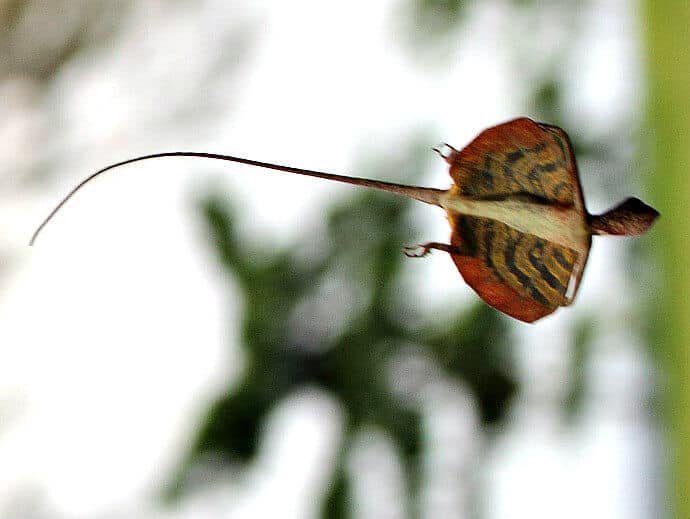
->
31, 118, 658, 322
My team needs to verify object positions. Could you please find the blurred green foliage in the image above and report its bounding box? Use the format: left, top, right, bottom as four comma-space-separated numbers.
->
409, 0, 466, 36
166, 2, 639, 515
563, 316, 596, 420
169, 145, 517, 517
0, 0, 128, 81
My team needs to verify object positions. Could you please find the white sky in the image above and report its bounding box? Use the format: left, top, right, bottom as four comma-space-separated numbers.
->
0, 0, 659, 518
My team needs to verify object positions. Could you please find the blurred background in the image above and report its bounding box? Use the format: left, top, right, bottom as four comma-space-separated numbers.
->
0, 0, 686, 518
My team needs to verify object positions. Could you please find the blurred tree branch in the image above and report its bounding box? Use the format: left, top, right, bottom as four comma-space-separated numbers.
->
170, 143, 516, 518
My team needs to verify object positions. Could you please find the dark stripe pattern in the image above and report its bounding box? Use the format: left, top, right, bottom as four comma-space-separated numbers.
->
445, 118, 590, 310
450, 118, 575, 205
454, 215, 578, 308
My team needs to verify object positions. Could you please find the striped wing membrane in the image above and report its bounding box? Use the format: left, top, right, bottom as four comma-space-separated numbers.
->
445, 119, 589, 322
449, 215, 580, 322
450, 118, 580, 206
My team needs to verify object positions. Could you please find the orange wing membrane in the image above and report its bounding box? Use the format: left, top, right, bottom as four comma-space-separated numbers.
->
448, 215, 581, 322
445, 118, 591, 321
450, 118, 578, 204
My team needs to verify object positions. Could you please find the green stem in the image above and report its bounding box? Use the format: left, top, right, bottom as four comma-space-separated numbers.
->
643, 2, 690, 517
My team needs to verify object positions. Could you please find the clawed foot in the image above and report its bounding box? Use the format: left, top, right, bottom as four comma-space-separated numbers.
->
432, 143, 457, 163
403, 245, 431, 258
403, 242, 453, 258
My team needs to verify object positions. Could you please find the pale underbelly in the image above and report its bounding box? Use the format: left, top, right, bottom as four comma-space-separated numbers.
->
439, 193, 589, 253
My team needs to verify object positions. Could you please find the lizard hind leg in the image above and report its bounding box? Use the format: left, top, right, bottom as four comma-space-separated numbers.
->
403, 242, 457, 258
